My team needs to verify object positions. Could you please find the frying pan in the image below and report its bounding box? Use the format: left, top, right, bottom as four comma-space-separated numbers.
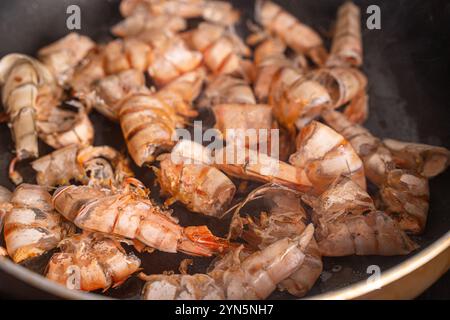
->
0, 0, 449, 299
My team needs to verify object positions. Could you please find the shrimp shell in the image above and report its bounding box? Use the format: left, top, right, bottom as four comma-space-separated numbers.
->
289, 121, 366, 195
91, 69, 150, 121
70, 39, 152, 115
0, 54, 57, 159
254, 57, 291, 102
382, 139, 450, 178
119, 69, 204, 166
307, 178, 418, 256
38, 33, 96, 85
252, 37, 296, 103
111, 11, 187, 39
322, 109, 392, 186
36, 106, 94, 149
197, 75, 256, 109
229, 184, 322, 297
253, 46, 331, 130
186, 22, 250, 75
120, 0, 239, 26
4, 184, 74, 263
103, 38, 153, 75
199, 0, 240, 26
0, 186, 12, 234
322, 110, 431, 234
343, 91, 369, 124
379, 169, 429, 234
270, 74, 332, 130
52, 183, 230, 256
157, 153, 236, 218
212, 103, 273, 148
119, 93, 181, 166
0, 56, 87, 178
255, 0, 327, 65
146, 34, 203, 86
31, 144, 133, 187
32, 145, 83, 186
210, 225, 315, 299
119, 0, 152, 16
71, 38, 152, 103
326, 1, 363, 68
141, 273, 225, 300
253, 37, 286, 67
69, 50, 106, 107
307, 67, 367, 109
121, 29, 205, 85
142, 224, 315, 300
47, 232, 141, 291
214, 144, 313, 193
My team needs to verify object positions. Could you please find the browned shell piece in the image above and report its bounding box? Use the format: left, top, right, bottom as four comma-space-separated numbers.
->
91, 69, 149, 121
157, 153, 236, 218
4, 184, 74, 263
186, 22, 249, 75
228, 184, 322, 297
38, 32, 96, 85
379, 169, 430, 235
46, 232, 141, 292
309, 178, 418, 256
256, 0, 327, 65
212, 103, 273, 148
322, 109, 389, 186
289, 121, 366, 195
0, 186, 12, 234
307, 67, 367, 108
52, 184, 230, 256
197, 75, 256, 108
214, 144, 313, 193
326, 1, 363, 68
382, 139, 450, 178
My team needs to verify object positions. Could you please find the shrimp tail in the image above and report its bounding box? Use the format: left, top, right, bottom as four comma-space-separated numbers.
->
179, 226, 231, 256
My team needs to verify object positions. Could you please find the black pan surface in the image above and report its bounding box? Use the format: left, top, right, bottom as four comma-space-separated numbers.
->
0, 0, 449, 299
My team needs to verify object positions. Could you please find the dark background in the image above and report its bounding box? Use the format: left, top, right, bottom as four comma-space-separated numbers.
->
0, 0, 449, 299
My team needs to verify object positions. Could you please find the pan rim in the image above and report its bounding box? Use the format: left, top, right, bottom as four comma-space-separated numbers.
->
0, 230, 449, 300
309, 230, 450, 300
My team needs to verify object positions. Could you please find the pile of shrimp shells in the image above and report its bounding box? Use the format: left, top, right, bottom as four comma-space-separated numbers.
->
0, 0, 449, 300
